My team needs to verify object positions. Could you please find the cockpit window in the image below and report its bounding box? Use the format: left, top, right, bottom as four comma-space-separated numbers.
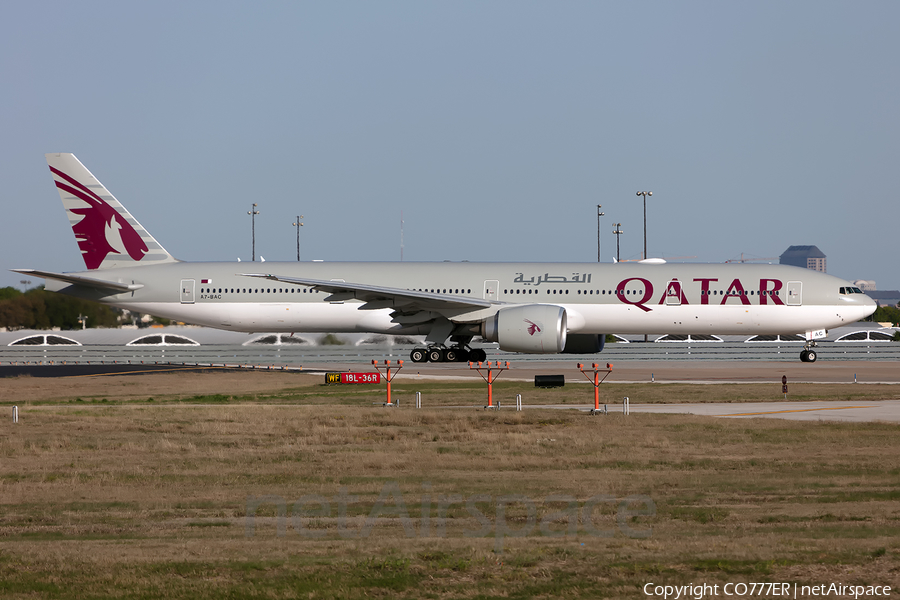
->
840, 287, 866, 295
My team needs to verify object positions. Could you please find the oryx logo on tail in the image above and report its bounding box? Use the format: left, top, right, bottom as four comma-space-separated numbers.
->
45, 153, 176, 270
50, 166, 148, 269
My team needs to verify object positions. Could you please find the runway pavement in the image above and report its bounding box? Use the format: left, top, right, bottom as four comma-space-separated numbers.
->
529, 400, 900, 422
0, 364, 242, 378
7, 359, 897, 384
390, 359, 900, 384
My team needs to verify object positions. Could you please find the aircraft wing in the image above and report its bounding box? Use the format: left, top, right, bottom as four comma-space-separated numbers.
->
11, 269, 144, 293
240, 273, 494, 312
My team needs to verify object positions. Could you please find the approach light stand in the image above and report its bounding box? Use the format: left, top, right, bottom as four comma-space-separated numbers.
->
613, 223, 623, 262
292, 215, 304, 261
469, 360, 510, 409
248, 203, 260, 261
596, 205, 605, 262
578, 362, 613, 414
372, 360, 403, 406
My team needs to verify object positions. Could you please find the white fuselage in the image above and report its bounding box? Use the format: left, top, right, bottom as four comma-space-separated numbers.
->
53, 261, 876, 337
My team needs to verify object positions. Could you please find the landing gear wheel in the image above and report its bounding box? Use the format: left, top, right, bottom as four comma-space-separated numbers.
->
456, 348, 470, 362
427, 348, 444, 363
806, 350, 817, 363
410, 348, 427, 363
800, 350, 809, 362
443, 348, 458, 362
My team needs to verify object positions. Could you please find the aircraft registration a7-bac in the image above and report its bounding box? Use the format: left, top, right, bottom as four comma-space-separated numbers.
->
15, 154, 876, 363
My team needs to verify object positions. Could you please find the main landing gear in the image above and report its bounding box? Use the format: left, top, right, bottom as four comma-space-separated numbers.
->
410, 345, 487, 363
800, 341, 818, 363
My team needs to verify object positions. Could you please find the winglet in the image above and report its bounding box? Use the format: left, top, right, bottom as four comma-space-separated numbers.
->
46, 153, 178, 270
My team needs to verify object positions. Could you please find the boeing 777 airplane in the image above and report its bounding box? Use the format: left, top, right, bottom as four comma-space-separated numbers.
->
13, 154, 876, 363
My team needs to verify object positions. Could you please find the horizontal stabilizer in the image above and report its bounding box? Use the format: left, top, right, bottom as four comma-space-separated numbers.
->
11, 269, 143, 293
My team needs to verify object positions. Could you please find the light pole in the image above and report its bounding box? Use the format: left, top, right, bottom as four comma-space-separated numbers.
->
292, 215, 304, 261
613, 223, 623, 262
636, 191, 652, 260
596, 205, 605, 262
247, 203, 259, 261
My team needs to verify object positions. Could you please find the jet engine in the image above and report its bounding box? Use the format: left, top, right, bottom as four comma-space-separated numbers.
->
480, 304, 567, 353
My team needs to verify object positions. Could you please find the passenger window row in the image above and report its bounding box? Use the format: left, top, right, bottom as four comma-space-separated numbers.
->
503, 289, 571, 295
412, 289, 472, 294
200, 288, 320, 294
701, 290, 780, 296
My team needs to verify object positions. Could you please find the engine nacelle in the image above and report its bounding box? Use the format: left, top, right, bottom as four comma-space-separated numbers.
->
481, 304, 567, 353
561, 333, 606, 354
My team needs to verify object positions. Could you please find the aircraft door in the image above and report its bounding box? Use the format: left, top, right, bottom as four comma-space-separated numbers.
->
483, 280, 499, 301
787, 281, 802, 306
180, 279, 195, 304
665, 280, 683, 306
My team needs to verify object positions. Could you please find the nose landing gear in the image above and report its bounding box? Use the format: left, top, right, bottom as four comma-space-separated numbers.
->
800, 341, 818, 363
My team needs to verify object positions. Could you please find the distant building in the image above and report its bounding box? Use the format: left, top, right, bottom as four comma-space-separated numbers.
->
868, 290, 900, 307
780, 245, 826, 272
852, 280, 877, 292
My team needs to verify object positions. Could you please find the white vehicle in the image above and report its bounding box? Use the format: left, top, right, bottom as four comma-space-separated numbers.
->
14, 154, 876, 363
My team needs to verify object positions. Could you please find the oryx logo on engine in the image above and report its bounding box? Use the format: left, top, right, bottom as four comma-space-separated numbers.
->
524, 319, 542, 336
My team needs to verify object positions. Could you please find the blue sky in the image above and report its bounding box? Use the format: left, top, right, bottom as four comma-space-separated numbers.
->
2, 2, 898, 291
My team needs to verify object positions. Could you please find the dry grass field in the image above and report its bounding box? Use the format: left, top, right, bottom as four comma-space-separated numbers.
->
1, 371, 899, 598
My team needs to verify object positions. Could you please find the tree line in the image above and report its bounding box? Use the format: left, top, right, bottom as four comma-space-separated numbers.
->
867, 304, 900, 327
0, 286, 120, 330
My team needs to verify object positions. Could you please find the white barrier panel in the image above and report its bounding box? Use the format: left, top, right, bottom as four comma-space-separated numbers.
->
12, 406, 18, 423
